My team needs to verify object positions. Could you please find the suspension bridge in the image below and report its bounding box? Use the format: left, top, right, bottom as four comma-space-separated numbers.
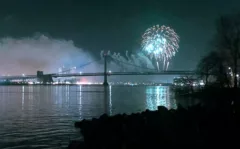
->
0, 55, 196, 85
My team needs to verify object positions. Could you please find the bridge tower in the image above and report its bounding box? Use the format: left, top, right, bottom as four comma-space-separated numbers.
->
103, 53, 109, 86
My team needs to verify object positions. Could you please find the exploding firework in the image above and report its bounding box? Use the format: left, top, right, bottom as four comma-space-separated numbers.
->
142, 25, 179, 70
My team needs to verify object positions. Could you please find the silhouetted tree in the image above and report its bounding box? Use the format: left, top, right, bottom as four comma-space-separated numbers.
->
197, 51, 231, 87
197, 51, 218, 86
178, 75, 195, 93
215, 14, 240, 88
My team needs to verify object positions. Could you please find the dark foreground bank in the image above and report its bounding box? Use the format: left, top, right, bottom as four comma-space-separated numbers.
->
69, 98, 240, 149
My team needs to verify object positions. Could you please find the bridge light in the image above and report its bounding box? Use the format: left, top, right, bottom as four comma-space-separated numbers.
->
109, 70, 112, 73
237, 74, 239, 77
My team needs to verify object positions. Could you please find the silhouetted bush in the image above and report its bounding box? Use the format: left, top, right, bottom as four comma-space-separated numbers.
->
69, 99, 240, 149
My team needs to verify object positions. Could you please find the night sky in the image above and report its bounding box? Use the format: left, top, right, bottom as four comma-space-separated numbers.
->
0, 0, 240, 71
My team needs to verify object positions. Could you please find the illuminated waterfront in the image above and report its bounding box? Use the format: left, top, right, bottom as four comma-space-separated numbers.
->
0, 85, 176, 149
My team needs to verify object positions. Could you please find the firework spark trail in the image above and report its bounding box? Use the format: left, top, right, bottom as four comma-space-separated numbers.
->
166, 61, 169, 70
131, 54, 141, 71
137, 53, 155, 69
156, 61, 159, 71
103, 50, 157, 72
125, 51, 131, 62
100, 50, 104, 60
142, 25, 179, 70
118, 54, 128, 71
116, 53, 125, 71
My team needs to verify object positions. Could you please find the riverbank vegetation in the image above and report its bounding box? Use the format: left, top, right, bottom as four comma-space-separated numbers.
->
173, 13, 240, 97
197, 13, 240, 89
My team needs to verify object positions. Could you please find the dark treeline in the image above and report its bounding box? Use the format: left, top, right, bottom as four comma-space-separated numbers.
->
197, 13, 240, 88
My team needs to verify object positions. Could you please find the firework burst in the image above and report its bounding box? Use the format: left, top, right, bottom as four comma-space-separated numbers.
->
142, 25, 179, 70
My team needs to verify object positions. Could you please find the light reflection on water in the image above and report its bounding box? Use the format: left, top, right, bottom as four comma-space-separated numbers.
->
146, 86, 177, 110
109, 85, 113, 115
22, 86, 24, 110
0, 85, 176, 149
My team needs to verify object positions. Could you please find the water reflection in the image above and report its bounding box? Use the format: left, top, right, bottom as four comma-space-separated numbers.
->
28, 86, 33, 100
22, 86, 25, 110
0, 85, 176, 149
146, 86, 176, 110
28, 86, 34, 111
78, 85, 82, 119
109, 85, 112, 115
66, 85, 70, 107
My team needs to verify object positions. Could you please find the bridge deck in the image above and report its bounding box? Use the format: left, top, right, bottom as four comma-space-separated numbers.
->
0, 71, 196, 80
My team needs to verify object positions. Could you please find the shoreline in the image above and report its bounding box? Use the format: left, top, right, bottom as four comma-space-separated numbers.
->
69, 87, 240, 148
0, 84, 172, 86
69, 103, 240, 149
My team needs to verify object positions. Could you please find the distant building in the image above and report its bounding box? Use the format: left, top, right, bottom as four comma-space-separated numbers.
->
36, 71, 53, 83
173, 77, 203, 87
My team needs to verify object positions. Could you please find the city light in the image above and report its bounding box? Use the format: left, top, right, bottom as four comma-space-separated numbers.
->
53, 82, 59, 85
199, 80, 205, 86
22, 74, 25, 77
79, 72, 82, 74
237, 74, 239, 77
65, 81, 71, 84
28, 82, 34, 85
109, 70, 112, 73
76, 81, 81, 85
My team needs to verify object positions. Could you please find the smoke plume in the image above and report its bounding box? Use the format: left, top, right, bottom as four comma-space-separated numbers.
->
0, 34, 99, 75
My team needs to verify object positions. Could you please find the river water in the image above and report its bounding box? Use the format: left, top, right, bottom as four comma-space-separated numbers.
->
0, 85, 177, 149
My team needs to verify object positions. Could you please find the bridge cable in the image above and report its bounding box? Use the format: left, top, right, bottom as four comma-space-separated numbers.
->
56, 59, 102, 74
